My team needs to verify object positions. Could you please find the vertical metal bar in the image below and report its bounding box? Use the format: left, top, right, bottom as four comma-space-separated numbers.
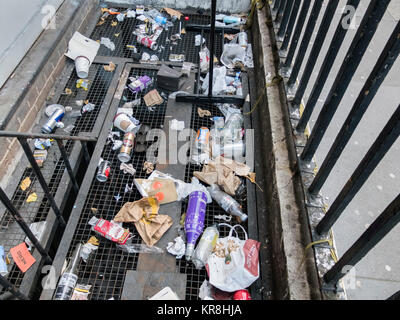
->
56, 139, 79, 194
280, 0, 302, 52
283, 0, 312, 69
300, 0, 391, 162
323, 192, 400, 285
18, 138, 66, 227
288, 0, 344, 91
316, 105, 400, 235
0, 188, 52, 264
208, 0, 217, 97
277, 0, 294, 39
309, 20, 400, 195
275, 0, 287, 23
0, 275, 29, 300
80, 141, 91, 165
273, 0, 281, 12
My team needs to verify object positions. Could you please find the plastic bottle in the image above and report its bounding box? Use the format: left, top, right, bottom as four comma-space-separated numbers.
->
184, 190, 208, 261
207, 184, 248, 222
192, 224, 219, 269
223, 16, 244, 25
53, 244, 82, 300
222, 113, 244, 143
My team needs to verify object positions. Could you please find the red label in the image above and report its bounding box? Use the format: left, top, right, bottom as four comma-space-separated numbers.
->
242, 239, 260, 277
105, 167, 110, 178
10, 243, 36, 273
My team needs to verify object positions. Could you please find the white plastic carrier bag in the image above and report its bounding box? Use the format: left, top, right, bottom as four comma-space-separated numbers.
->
205, 224, 260, 292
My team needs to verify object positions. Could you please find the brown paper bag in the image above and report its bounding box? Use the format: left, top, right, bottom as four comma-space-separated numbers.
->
114, 197, 172, 246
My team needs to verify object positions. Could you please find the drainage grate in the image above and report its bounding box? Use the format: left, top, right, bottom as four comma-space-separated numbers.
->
61, 66, 172, 300
0, 63, 114, 295
91, 9, 224, 64
175, 103, 249, 300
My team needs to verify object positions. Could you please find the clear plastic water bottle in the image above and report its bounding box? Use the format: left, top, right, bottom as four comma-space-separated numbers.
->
207, 184, 248, 222
192, 224, 219, 269
222, 113, 244, 143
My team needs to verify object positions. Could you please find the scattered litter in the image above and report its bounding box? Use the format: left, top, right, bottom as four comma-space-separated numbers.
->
122, 99, 141, 108
142, 161, 155, 174
114, 197, 172, 246
90, 208, 98, 214
27, 193, 37, 203
126, 44, 137, 52
65, 88, 73, 95
89, 216, 130, 245
81, 103, 95, 114
0, 246, 7, 276
127, 10, 136, 18
25, 221, 47, 251
214, 214, 232, 222
149, 287, 180, 300
100, 37, 116, 51
80, 237, 99, 263
128, 75, 153, 94
141, 52, 150, 61
199, 47, 211, 73
144, 89, 164, 107
112, 140, 123, 151
199, 280, 214, 300
71, 284, 92, 300
120, 162, 136, 175
124, 183, 135, 193
103, 61, 116, 72
10, 242, 36, 273
116, 13, 125, 22
65, 106, 72, 112
167, 236, 186, 259
34, 150, 48, 167
111, 21, 118, 27
63, 124, 75, 133
198, 107, 212, 118
163, 8, 183, 20
114, 194, 122, 202
170, 119, 185, 131
169, 54, 185, 62
76, 79, 90, 91
20, 177, 31, 191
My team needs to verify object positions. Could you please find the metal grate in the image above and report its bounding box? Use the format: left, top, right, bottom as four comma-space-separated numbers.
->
61, 66, 171, 300
0, 63, 114, 295
175, 102, 248, 300
91, 9, 224, 64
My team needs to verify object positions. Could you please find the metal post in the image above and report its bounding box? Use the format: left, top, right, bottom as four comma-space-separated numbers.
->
280, 0, 302, 52
0, 188, 52, 264
316, 105, 400, 235
208, 0, 217, 97
309, 20, 400, 195
18, 138, 66, 227
288, 0, 343, 92
323, 192, 400, 285
300, 0, 390, 162
277, 0, 294, 40
282, 0, 312, 71
0, 275, 29, 300
80, 141, 91, 165
56, 140, 79, 194
275, 0, 287, 23
273, 0, 281, 12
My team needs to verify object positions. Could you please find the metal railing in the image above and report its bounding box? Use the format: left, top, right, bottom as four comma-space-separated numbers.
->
0, 131, 96, 300
270, 0, 400, 298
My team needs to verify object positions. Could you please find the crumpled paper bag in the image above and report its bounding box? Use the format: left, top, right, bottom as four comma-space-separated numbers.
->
193, 156, 255, 196
114, 197, 172, 246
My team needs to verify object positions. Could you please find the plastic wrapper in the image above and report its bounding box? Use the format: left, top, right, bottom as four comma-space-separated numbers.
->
100, 37, 116, 51
71, 284, 92, 300
217, 103, 242, 119
220, 44, 246, 69
25, 221, 47, 251
201, 66, 227, 95
199, 47, 210, 73
166, 236, 186, 259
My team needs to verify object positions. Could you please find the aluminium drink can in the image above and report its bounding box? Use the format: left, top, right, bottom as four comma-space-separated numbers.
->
118, 132, 135, 163
96, 160, 111, 182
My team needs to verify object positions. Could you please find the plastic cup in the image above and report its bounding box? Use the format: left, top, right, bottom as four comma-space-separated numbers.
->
75, 56, 90, 79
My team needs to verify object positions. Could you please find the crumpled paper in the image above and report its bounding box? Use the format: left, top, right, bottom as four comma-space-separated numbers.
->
197, 107, 212, 118
193, 156, 255, 196
114, 197, 172, 246
120, 162, 136, 175
166, 236, 186, 259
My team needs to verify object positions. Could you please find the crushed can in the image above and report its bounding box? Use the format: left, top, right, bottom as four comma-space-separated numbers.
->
96, 160, 111, 182
137, 35, 158, 50
41, 107, 65, 134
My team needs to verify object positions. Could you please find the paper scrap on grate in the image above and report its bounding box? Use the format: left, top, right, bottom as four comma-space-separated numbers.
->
144, 89, 164, 107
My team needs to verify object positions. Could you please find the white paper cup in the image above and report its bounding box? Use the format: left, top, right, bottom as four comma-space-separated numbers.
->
113, 113, 138, 133
75, 56, 90, 78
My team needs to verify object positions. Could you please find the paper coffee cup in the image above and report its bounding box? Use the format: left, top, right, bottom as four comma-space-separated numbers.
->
113, 113, 138, 133
75, 56, 90, 78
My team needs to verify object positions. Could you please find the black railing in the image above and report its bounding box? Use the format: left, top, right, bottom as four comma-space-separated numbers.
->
271, 0, 400, 298
0, 131, 96, 300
